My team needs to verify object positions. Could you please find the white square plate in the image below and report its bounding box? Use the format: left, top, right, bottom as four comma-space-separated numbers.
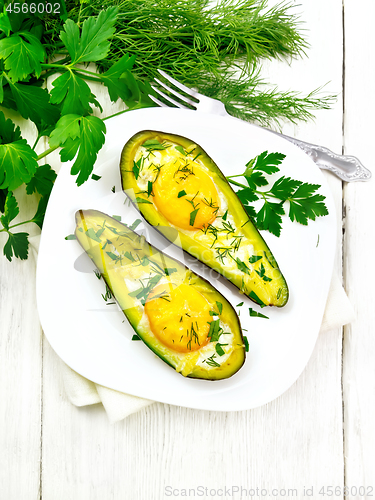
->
36, 107, 336, 411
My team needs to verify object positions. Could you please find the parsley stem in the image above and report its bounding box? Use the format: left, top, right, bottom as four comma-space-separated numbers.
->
37, 146, 58, 161
227, 179, 247, 189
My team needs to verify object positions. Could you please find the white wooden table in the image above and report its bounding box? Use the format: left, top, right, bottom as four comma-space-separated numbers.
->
1, 1, 374, 498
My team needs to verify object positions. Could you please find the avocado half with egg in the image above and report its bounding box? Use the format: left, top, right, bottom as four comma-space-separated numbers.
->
75, 209, 246, 380
120, 130, 288, 307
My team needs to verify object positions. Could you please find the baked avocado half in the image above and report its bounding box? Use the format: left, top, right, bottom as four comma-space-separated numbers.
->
120, 130, 288, 307
75, 209, 246, 380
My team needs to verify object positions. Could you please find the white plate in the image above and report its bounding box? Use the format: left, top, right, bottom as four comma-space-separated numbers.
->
36, 107, 336, 411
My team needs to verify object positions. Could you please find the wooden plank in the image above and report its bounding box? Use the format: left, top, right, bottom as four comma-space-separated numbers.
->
342, 0, 375, 495
0, 112, 43, 499
39, 2, 347, 499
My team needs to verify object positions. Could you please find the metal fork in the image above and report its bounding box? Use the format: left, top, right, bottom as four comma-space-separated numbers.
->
150, 70, 371, 183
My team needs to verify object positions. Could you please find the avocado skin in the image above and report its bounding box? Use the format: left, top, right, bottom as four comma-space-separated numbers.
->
75, 209, 246, 380
120, 130, 289, 307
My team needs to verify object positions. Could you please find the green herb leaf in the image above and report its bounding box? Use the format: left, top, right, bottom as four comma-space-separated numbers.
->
249, 308, 269, 319
30, 195, 50, 229
49, 114, 106, 186
50, 71, 97, 116
243, 336, 249, 352
3, 231, 29, 261
244, 170, 268, 190
85, 227, 102, 243
26, 164, 57, 196
222, 209, 228, 221
236, 302, 244, 307
253, 151, 285, 174
65, 234, 76, 240
131, 334, 141, 341
256, 201, 285, 237
288, 184, 328, 224
189, 208, 199, 226
92, 174, 101, 181
0, 31, 45, 81
175, 145, 186, 156
0, 11, 12, 37
249, 255, 262, 264
0, 139, 38, 191
216, 301, 223, 315
142, 139, 166, 150
0, 191, 18, 230
135, 196, 153, 204
129, 219, 142, 230
98, 54, 138, 103
249, 290, 265, 306
269, 175, 302, 200
5, 82, 60, 126
236, 187, 259, 204
59, 7, 118, 65
177, 190, 187, 198
215, 343, 226, 356
132, 158, 142, 179
236, 258, 251, 275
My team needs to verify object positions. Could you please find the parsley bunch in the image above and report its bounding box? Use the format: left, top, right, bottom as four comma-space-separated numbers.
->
227, 151, 329, 237
0, 3, 152, 261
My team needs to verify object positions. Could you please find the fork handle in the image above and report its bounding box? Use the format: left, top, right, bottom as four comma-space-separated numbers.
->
269, 130, 371, 182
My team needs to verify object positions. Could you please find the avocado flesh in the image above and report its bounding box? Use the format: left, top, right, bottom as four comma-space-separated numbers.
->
75, 209, 245, 380
120, 130, 289, 307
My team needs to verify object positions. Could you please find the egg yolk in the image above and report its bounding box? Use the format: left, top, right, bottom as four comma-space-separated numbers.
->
144, 283, 212, 353
152, 159, 220, 230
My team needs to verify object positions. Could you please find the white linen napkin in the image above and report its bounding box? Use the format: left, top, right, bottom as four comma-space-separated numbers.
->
31, 235, 355, 423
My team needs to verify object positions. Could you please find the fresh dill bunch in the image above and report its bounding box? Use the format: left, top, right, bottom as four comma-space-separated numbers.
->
42, 0, 335, 126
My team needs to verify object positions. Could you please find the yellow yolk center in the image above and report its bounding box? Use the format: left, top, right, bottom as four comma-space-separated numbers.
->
144, 283, 212, 353
152, 159, 220, 230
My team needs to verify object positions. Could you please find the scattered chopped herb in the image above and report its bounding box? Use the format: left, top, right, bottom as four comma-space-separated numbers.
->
216, 301, 223, 315
142, 139, 166, 151
189, 208, 199, 226
65, 234, 76, 240
112, 215, 121, 221
208, 319, 221, 342
215, 343, 227, 356
255, 263, 272, 282
249, 308, 269, 319
85, 227, 102, 243
111, 186, 116, 193
205, 354, 220, 367
243, 336, 249, 352
178, 190, 187, 198
236, 258, 251, 275
147, 180, 153, 197
106, 251, 118, 260
175, 145, 187, 156
236, 302, 244, 307
132, 158, 142, 179
135, 196, 153, 204
316, 234, 320, 247
131, 334, 141, 341
129, 219, 142, 231
91, 174, 101, 181
249, 290, 265, 307
249, 255, 262, 264
277, 288, 282, 300
164, 267, 177, 276
209, 310, 218, 316
222, 210, 228, 221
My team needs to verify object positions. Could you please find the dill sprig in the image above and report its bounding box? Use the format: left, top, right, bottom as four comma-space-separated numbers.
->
43, 0, 335, 127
